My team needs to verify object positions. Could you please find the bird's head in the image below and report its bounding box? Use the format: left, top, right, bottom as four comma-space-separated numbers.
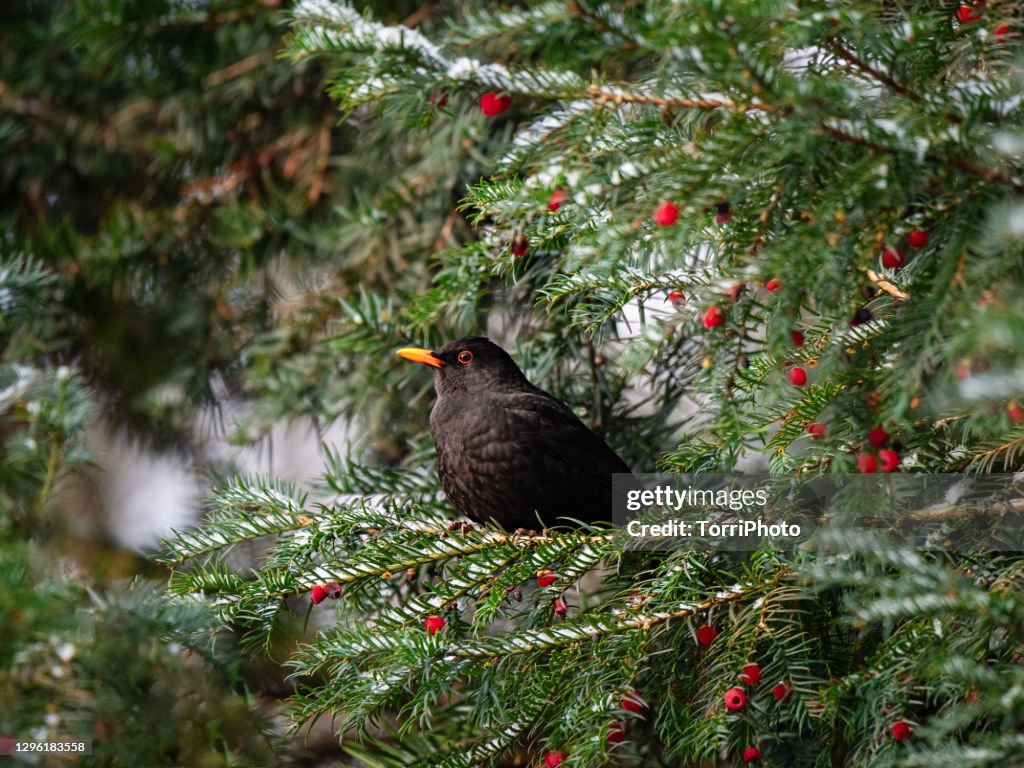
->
397, 336, 529, 396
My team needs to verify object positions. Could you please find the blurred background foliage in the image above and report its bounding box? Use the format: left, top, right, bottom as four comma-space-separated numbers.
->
1, 0, 474, 450
4, 0, 1024, 766
1, 0, 471, 764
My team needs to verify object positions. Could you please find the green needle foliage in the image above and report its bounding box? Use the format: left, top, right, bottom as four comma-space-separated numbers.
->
157, 1, 1024, 766
0, 254, 280, 766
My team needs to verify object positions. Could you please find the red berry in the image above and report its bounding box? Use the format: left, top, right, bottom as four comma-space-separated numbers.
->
908, 229, 929, 248
879, 448, 900, 473
326, 581, 343, 599
703, 306, 725, 329
772, 683, 792, 702
724, 687, 747, 711
882, 248, 904, 268
787, 367, 807, 386
511, 238, 529, 257
1009, 403, 1024, 423
868, 426, 889, 447
765, 278, 782, 293
891, 721, 911, 741
667, 290, 686, 305
791, 330, 805, 347
536, 570, 556, 588
310, 584, 328, 604
740, 663, 761, 684
553, 597, 568, 618
654, 201, 679, 227
857, 452, 877, 474
743, 746, 761, 763
479, 92, 511, 117
696, 624, 718, 646
995, 24, 1009, 40
726, 282, 744, 302
607, 722, 625, 744
429, 90, 448, 108
956, 5, 982, 22
548, 189, 567, 212
544, 751, 565, 767
808, 422, 827, 439
424, 615, 446, 635
621, 692, 645, 712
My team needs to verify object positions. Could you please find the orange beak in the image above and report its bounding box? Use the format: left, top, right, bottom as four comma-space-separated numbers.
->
396, 347, 444, 368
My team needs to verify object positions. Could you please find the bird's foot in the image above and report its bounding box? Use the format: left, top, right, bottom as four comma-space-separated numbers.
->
447, 520, 476, 535
511, 527, 542, 538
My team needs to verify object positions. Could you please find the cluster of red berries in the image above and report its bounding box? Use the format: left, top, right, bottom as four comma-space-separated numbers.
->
702, 278, 783, 332
954, 4, 1012, 40
309, 582, 342, 604
720, 658, 794, 762
857, 425, 900, 473
540, 691, 646, 764
881, 228, 929, 268
653, 199, 734, 228
507, 189, 574, 258
699, 629, 758, 714
785, 306, 808, 390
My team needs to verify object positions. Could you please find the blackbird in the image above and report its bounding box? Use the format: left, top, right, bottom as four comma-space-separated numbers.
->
397, 337, 631, 530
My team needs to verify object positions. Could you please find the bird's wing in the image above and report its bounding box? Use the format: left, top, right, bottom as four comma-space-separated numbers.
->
502, 389, 631, 485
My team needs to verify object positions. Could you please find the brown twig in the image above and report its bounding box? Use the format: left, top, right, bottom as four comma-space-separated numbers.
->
431, 208, 459, 254
827, 40, 925, 108
866, 269, 909, 300
898, 497, 1024, 523
752, 180, 787, 250
402, 1, 437, 29
584, 85, 775, 113
820, 123, 1024, 193
204, 51, 276, 88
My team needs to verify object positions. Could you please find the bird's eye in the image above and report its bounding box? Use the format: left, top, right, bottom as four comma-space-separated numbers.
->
457, 350, 473, 365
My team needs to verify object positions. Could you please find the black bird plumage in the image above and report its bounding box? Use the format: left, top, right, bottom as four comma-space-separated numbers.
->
398, 337, 631, 530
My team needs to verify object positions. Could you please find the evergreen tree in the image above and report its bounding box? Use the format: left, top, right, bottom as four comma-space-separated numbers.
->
167, 1, 1024, 765
9, 0, 1023, 765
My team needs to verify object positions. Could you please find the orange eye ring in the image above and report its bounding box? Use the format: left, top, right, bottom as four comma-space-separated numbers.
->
457, 350, 473, 365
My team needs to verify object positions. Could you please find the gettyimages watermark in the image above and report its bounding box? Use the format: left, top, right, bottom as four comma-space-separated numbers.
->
610, 473, 1024, 551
